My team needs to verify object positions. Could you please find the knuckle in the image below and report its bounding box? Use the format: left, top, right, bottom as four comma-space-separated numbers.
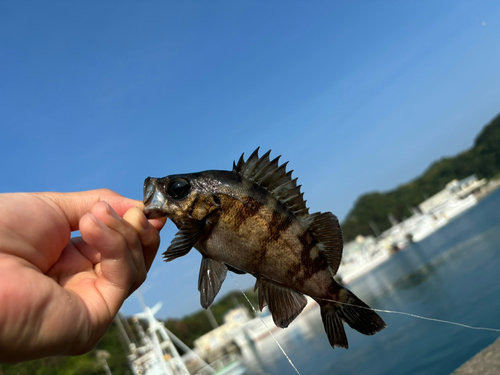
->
96, 188, 115, 197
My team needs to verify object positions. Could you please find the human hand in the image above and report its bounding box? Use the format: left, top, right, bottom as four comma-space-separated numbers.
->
0, 189, 166, 363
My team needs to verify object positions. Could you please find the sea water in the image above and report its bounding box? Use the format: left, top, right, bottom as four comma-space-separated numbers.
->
242, 189, 500, 375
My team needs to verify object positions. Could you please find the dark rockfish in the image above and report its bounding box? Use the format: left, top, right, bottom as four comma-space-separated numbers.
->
143, 149, 386, 348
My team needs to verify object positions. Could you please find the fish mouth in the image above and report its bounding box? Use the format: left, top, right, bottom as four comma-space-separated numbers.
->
143, 177, 168, 219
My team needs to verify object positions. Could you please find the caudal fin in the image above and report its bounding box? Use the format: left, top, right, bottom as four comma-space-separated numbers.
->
318, 288, 386, 349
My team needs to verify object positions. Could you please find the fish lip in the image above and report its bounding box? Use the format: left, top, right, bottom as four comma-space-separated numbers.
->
143, 177, 168, 219
144, 206, 167, 219
143, 177, 156, 205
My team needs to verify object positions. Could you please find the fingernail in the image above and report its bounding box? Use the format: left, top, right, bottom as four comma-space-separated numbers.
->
88, 213, 108, 230
104, 201, 121, 220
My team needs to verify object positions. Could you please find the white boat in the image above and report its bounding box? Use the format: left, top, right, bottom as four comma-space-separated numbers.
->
115, 303, 248, 375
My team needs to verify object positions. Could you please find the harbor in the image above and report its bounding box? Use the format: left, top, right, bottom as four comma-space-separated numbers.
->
337, 175, 500, 284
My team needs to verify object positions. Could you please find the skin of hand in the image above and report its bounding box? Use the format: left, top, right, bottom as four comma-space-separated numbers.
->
0, 189, 166, 363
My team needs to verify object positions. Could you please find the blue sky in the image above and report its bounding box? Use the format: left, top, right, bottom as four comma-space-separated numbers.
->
1, 1, 500, 319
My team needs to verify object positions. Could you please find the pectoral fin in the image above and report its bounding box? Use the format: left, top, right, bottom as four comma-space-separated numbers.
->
198, 257, 228, 309
254, 279, 307, 328
163, 218, 203, 262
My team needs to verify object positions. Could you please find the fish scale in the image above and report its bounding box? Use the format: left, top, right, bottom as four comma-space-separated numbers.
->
143, 148, 386, 349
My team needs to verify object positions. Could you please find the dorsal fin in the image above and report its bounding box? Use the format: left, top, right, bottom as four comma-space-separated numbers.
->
233, 148, 309, 217
308, 212, 344, 275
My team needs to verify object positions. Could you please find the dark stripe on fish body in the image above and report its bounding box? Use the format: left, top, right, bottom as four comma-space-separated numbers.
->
243, 195, 265, 213
195, 208, 222, 250
225, 199, 245, 230
268, 210, 293, 242
286, 262, 302, 281
225, 195, 264, 232
256, 240, 268, 268
298, 230, 329, 278
298, 230, 316, 258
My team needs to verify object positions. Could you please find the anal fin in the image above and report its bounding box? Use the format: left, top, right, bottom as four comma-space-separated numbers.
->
254, 279, 307, 328
198, 257, 227, 309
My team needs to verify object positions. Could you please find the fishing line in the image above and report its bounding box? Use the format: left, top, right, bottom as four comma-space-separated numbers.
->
226, 274, 499, 375
162, 221, 298, 373
229, 273, 302, 375
162, 223, 177, 232
324, 298, 500, 333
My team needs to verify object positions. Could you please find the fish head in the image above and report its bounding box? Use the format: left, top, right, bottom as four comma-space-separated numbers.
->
143, 172, 221, 225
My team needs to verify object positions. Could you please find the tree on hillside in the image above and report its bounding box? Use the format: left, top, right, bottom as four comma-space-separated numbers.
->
341, 113, 500, 242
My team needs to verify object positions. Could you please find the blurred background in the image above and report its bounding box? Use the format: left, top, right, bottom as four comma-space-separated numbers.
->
1, 1, 500, 374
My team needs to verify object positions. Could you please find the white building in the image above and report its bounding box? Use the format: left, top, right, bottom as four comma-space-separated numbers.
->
337, 175, 485, 283
419, 175, 486, 214
193, 307, 251, 361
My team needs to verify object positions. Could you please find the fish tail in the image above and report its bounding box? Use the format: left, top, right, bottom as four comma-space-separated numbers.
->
318, 287, 386, 349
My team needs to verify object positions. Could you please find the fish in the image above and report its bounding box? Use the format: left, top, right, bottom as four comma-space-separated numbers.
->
143, 148, 386, 348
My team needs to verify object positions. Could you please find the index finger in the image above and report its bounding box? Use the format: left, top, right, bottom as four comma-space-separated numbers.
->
36, 189, 143, 231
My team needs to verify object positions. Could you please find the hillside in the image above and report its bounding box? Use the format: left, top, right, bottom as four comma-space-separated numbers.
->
341, 113, 500, 241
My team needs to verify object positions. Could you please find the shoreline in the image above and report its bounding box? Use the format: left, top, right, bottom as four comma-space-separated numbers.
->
451, 337, 500, 374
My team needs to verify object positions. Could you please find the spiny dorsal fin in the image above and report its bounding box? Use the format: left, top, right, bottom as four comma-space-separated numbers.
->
254, 278, 308, 328
308, 212, 343, 275
233, 148, 309, 216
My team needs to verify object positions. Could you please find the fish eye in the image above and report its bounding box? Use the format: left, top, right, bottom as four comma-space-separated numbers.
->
167, 178, 191, 199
